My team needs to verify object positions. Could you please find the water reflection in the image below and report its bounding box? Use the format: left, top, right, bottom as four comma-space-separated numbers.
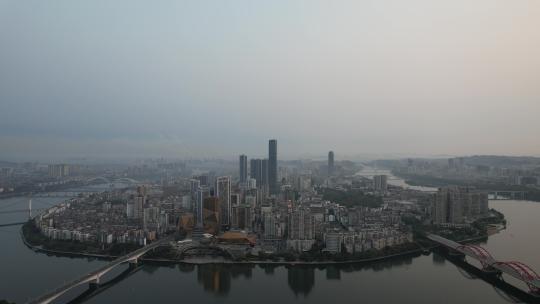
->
182, 254, 421, 299
326, 266, 341, 280
432, 252, 447, 265
287, 266, 315, 297
191, 264, 255, 296
261, 264, 277, 275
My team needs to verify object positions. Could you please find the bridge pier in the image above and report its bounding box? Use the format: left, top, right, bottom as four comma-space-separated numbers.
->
481, 266, 502, 276
128, 259, 139, 269
448, 250, 466, 259
89, 277, 100, 290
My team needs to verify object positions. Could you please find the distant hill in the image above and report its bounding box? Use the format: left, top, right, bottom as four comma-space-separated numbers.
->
373, 155, 540, 170
464, 155, 540, 168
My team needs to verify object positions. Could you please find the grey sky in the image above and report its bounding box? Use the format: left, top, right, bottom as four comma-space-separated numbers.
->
1, 0, 539, 161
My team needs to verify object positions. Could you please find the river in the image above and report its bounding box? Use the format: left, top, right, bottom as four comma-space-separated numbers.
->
355, 167, 438, 192
1, 188, 539, 303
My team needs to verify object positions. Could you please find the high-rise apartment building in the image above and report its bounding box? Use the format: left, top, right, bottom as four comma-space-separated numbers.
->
288, 208, 314, 240
48, 164, 71, 178
373, 175, 388, 192
216, 176, 231, 228
133, 195, 145, 220
264, 213, 277, 239
432, 187, 489, 225
190, 179, 201, 213
196, 186, 210, 227
202, 197, 220, 235
231, 205, 252, 230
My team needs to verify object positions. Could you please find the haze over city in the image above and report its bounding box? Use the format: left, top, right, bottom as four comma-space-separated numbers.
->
3, 2, 540, 304
1, 0, 540, 161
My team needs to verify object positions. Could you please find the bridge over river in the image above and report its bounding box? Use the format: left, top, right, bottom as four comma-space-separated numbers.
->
26, 235, 174, 304
428, 234, 540, 296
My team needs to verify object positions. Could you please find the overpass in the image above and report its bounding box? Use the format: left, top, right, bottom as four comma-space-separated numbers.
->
428, 234, 540, 295
27, 235, 174, 304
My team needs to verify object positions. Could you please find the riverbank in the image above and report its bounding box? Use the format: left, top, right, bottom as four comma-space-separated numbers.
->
21, 223, 492, 267
20, 230, 425, 266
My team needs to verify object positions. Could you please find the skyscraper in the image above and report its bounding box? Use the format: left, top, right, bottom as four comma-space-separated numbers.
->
216, 176, 231, 228
250, 158, 262, 183
239, 155, 248, 184
196, 186, 210, 228
328, 151, 334, 176
202, 197, 220, 235
133, 195, 144, 220
268, 139, 278, 194
249, 158, 268, 189
190, 179, 201, 213
261, 158, 268, 187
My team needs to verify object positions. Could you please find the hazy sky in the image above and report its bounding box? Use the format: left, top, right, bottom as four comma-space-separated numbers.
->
1, 0, 539, 161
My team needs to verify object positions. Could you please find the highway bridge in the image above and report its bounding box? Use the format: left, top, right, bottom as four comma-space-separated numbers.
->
26, 235, 174, 304
428, 234, 540, 295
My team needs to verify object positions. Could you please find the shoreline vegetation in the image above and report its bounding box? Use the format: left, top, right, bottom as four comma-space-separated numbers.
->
20, 220, 492, 267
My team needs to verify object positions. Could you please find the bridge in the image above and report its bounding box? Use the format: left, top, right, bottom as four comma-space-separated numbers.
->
428, 234, 540, 295
488, 191, 527, 200
85, 177, 141, 185
27, 235, 174, 304
0, 198, 35, 227
31, 190, 104, 198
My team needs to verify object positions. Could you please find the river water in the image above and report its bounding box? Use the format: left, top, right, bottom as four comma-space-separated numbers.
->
1, 188, 539, 303
355, 167, 438, 192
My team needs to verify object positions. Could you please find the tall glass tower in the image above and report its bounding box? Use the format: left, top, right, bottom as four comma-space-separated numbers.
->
239, 154, 248, 183
328, 151, 335, 176
268, 139, 278, 194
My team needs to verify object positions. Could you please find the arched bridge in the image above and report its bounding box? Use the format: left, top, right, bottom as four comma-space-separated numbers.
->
428, 234, 540, 294
27, 236, 173, 304
493, 261, 540, 294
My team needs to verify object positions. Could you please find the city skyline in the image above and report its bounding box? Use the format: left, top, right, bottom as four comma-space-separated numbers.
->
2, 1, 540, 304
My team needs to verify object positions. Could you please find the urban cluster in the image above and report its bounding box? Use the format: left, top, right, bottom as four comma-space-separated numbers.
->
31, 139, 494, 260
